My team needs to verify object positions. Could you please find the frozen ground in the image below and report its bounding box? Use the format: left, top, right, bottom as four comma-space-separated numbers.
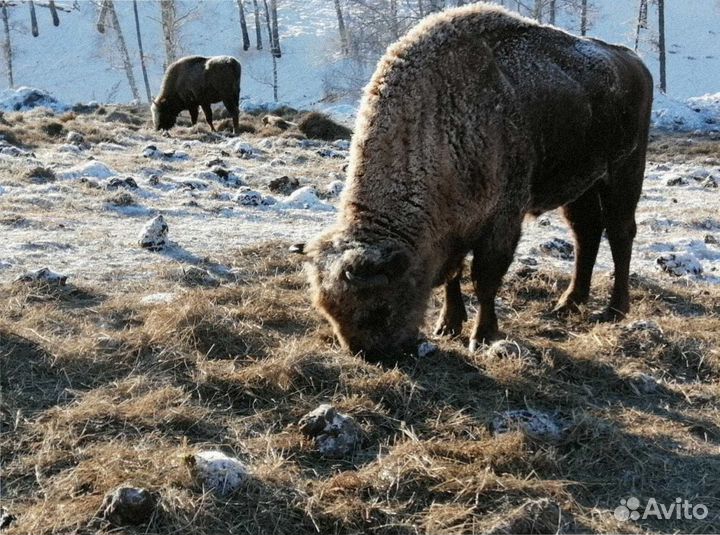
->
0, 106, 717, 297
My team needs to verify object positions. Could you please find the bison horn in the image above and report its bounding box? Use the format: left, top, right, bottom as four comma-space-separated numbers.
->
344, 270, 389, 287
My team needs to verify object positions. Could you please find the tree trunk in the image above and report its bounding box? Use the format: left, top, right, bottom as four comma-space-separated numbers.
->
48, 0, 60, 26
132, 0, 152, 102
549, 0, 556, 24
237, 0, 250, 51
160, 0, 178, 66
658, 0, 666, 92
580, 0, 588, 35
29, 0, 39, 37
96, 0, 110, 33
272, 54, 278, 102
252, 0, 262, 49
333, 0, 348, 55
1, 2, 13, 88
270, 0, 280, 58
390, 0, 399, 39
634, 0, 648, 51
107, 0, 141, 101
533, 0, 542, 22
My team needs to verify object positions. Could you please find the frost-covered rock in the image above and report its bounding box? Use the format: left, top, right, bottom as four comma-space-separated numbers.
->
491, 409, 570, 442
299, 404, 361, 457
269, 158, 287, 167
0, 507, 15, 530
58, 161, 115, 180
100, 486, 156, 527
652, 92, 720, 132
142, 145, 189, 161
138, 215, 168, 251
630, 372, 660, 394
274, 186, 334, 211
65, 130, 85, 145
0, 139, 32, 157
0, 86, 68, 112
485, 339, 530, 359
235, 188, 263, 206
535, 238, 574, 260
705, 234, 718, 245
656, 252, 703, 276
623, 319, 664, 338
140, 292, 175, 305
106, 177, 138, 190
15, 267, 67, 285
268, 175, 300, 195
333, 139, 351, 150
226, 139, 260, 158
417, 341, 438, 358
325, 180, 344, 198
317, 148, 345, 159
666, 176, 686, 187
702, 176, 718, 188
187, 450, 249, 496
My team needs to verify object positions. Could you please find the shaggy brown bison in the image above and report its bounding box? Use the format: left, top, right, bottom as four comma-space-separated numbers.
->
151, 55, 241, 133
299, 4, 653, 361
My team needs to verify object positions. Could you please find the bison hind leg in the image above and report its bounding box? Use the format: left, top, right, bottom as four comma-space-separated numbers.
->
553, 186, 604, 316
223, 98, 240, 134
189, 105, 199, 126
201, 103, 215, 131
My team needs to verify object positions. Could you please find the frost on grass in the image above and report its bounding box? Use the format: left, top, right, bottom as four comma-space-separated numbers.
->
491, 409, 570, 443
417, 340, 438, 358
186, 450, 249, 496
485, 339, 531, 359
325, 179, 344, 198
58, 161, 116, 180
142, 145, 190, 161
299, 404, 361, 457
273, 186, 335, 211
138, 215, 168, 251
534, 238, 574, 260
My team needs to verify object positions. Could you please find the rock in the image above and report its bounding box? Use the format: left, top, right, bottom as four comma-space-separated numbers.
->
142, 145, 189, 161
536, 238, 574, 260
485, 339, 530, 359
491, 409, 570, 443
268, 175, 300, 196
417, 341, 438, 358
325, 180, 344, 198
299, 404, 361, 457
262, 114, 293, 130
656, 252, 703, 276
106, 177, 138, 190
15, 267, 67, 285
705, 234, 718, 245
107, 191, 136, 206
235, 188, 263, 206
702, 176, 718, 188
138, 215, 168, 251
630, 372, 660, 394
0, 507, 16, 530
66, 130, 85, 144
666, 176, 686, 187
186, 450, 249, 495
179, 266, 219, 287
210, 165, 229, 179
270, 158, 287, 167
100, 486, 156, 527
317, 148, 345, 159
333, 139, 351, 150
623, 319, 664, 338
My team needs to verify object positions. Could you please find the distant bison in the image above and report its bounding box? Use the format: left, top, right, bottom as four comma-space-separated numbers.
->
298, 4, 652, 361
151, 55, 241, 134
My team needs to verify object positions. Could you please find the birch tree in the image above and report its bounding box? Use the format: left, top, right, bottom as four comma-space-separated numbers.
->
236, 0, 250, 51
132, 0, 151, 102
1, 1, 13, 88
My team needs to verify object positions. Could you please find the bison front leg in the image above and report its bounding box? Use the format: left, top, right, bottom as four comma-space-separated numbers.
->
201, 103, 215, 131
468, 225, 521, 352
433, 272, 467, 338
189, 105, 199, 126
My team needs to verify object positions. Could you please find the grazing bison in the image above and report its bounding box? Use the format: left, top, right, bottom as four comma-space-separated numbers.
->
151, 55, 241, 133
298, 4, 653, 361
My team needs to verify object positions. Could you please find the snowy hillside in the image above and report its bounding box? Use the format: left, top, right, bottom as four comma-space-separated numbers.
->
1, 0, 718, 108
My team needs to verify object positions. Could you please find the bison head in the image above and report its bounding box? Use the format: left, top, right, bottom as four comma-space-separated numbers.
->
151, 98, 177, 131
301, 235, 427, 362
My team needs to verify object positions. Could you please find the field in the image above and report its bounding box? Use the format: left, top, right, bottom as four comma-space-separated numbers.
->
0, 105, 719, 534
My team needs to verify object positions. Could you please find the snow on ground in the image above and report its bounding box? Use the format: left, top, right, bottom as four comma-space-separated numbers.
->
0, 115, 718, 295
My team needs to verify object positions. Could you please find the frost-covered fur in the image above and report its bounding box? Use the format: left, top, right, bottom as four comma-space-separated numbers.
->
305, 3, 653, 360
152, 55, 241, 133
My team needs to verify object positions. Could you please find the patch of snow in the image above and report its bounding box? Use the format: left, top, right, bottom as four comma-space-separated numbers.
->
58, 161, 116, 180
0, 86, 68, 113
273, 186, 335, 211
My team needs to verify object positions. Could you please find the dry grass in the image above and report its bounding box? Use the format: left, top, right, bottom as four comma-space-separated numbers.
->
1, 239, 719, 534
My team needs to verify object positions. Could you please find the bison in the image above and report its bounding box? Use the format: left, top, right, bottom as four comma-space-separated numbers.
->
151, 55, 241, 134
297, 4, 653, 362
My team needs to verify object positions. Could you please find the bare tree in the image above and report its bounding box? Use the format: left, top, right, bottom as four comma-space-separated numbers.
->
657, 0, 666, 92
1, 1, 13, 88
29, 0, 38, 36
333, 0, 349, 55
634, 0, 648, 51
48, 0, 59, 26
160, 0, 178, 66
252, 0, 262, 49
580, 0, 587, 35
132, 0, 151, 102
97, 0, 140, 102
236, 0, 250, 51
270, 0, 280, 57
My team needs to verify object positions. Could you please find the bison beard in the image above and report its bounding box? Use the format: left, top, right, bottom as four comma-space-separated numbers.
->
302, 4, 653, 362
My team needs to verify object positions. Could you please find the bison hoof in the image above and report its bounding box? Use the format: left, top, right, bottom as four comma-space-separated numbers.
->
597, 306, 628, 323
433, 321, 462, 338
468, 330, 500, 352
552, 300, 582, 317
